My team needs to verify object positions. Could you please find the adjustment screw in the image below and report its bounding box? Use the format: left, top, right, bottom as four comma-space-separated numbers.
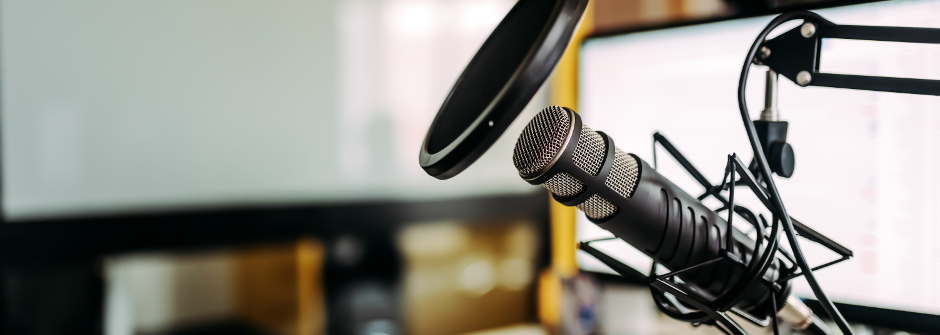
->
796, 71, 812, 86
759, 46, 771, 59
801, 22, 816, 38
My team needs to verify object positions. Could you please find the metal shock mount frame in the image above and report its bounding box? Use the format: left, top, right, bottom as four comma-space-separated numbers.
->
580, 133, 852, 335
581, 133, 853, 335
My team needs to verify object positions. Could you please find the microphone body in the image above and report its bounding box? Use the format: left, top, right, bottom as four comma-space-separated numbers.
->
512, 106, 789, 317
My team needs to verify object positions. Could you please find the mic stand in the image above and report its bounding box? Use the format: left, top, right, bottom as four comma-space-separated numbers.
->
749, 69, 794, 184
742, 12, 940, 334
758, 15, 940, 96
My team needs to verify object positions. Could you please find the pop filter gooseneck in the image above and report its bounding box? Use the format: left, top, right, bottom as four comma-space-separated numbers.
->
419, 0, 589, 179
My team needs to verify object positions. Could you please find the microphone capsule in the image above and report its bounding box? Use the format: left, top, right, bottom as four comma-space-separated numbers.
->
511, 106, 639, 219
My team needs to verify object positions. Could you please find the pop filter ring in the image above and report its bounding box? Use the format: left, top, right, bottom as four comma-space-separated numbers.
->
419, 0, 589, 179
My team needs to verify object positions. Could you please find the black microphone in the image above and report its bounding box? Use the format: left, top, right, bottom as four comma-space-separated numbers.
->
512, 106, 827, 333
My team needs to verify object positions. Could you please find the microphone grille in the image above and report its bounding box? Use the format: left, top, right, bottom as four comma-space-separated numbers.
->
606, 148, 640, 198
572, 124, 605, 175
577, 194, 618, 219
512, 106, 641, 221
513, 106, 572, 176
542, 173, 584, 197
573, 149, 638, 219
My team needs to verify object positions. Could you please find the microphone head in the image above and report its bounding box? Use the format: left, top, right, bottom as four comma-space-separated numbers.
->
512, 106, 607, 178
512, 106, 640, 220
512, 106, 573, 176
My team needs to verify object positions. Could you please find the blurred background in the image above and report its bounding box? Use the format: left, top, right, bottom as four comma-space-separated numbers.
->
0, 0, 936, 335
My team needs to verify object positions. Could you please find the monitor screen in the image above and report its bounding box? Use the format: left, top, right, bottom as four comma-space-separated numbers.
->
579, 0, 940, 316
0, 0, 539, 220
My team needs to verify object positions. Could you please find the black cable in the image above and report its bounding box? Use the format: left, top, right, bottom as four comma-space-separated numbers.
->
736, 11, 853, 335
771, 291, 781, 335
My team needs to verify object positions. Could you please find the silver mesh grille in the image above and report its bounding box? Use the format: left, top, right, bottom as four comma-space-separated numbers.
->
513, 106, 571, 175
577, 194, 618, 219
605, 149, 640, 198
572, 125, 605, 175
542, 173, 584, 197
512, 106, 640, 221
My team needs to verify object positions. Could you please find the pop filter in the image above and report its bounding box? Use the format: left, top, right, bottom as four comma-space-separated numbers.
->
419, 0, 589, 179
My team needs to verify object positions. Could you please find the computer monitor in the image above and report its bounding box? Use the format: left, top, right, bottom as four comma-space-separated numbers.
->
579, 0, 940, 318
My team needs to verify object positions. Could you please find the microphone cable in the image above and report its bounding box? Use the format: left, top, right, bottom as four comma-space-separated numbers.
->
736, 11, 853, 335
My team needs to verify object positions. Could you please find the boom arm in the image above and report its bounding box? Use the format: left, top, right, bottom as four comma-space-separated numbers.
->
759, 17, 940, 96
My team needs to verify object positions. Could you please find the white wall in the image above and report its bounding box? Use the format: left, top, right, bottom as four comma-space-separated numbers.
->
1, 0, 544, 220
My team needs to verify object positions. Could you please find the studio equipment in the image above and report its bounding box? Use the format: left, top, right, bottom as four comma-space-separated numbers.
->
512, 105, 830, 335
419, 0, 940, 333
